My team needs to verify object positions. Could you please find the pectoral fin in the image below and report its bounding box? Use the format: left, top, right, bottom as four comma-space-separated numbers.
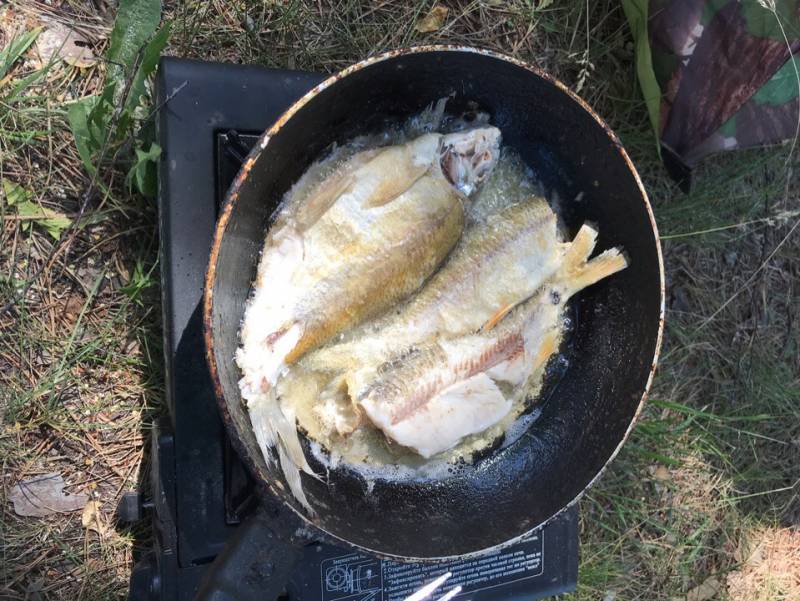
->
481, 302, 518, 332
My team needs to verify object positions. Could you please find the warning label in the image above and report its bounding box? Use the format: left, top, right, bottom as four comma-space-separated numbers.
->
319, 532, 543, 601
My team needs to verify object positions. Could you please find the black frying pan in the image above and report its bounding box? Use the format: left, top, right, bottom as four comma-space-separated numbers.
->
204, 47, 664, 563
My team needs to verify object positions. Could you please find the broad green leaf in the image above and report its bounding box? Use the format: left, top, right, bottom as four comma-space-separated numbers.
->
107, 0, 162, 86
3, 180, 71, 240
0, 28, 41, 80
752, 55, 800, 105
621, 0, 662, 149
126, 142, 161, 198
67, 96, 101, 174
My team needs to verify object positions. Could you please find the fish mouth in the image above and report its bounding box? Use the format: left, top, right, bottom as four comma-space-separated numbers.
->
440, 127, 502, 197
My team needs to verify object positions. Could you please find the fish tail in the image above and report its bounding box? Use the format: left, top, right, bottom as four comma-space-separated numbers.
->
277, 443, 314, 513
553, 223, 627, 295
562, 223, 599, 268
247, 384, 318, 514
563, 247, 628, 296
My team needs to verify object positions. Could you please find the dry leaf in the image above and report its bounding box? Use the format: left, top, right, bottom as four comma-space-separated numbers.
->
652, 465, 671, 481
538, 0, 555, 8
684, 576, 722, 601
36, 22, 96, 68
9, 473, 89, 517
415, 6, 449, 33
81, 500, 108, 536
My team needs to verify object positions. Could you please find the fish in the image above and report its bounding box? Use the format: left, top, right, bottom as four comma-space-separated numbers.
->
237, 127, 502, 510
356, 224, 628, 458
306, 198, 570, 387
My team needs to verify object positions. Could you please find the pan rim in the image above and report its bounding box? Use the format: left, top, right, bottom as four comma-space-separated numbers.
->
203, 44, 666, 561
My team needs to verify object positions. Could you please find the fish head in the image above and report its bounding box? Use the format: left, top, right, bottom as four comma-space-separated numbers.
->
439, 126, 502, 196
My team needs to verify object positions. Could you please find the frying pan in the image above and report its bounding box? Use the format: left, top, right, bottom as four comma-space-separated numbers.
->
203, 47, 664, 565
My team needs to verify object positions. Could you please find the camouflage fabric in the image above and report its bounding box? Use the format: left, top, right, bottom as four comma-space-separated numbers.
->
624, 0, 800, 174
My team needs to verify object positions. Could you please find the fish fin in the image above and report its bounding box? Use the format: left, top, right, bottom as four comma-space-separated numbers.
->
293, 148, 380, 231
360, 164, 428, 208
562, 223, 599, 268
277, 441, 314, 514
563, 247, 628, 295
294, 172, 355, 232
247, 386, 319, 513
247, 393, 280, 467
528, 327, 561, 371
553, 223, 626, 296
481, 301, 518, 332
275, 400, 320, 479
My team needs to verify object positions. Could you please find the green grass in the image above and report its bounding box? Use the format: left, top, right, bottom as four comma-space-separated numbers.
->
2, 1, 799, 599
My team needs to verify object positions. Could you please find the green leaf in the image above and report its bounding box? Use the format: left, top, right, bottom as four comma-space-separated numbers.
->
0, 28, 41, 80
3, 179, 29, 206
67, 96, 101, 174
126, 142, 161, 198
621, 0, 662, 150
3, 180, 71, 240
107, 0, 163, 86
126, 21, 171, 116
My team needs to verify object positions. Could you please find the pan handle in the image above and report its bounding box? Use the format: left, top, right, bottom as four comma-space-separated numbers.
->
195, 504, 305, 601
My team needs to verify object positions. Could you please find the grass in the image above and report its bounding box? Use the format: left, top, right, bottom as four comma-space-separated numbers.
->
1, 1, 799, 599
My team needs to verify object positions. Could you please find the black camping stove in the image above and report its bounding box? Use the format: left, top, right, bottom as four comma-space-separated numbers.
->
124, 57, 579, 601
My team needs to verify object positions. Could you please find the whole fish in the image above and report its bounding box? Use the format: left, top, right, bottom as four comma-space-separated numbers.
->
356, 224, 628, 458
237, 127, 502, 510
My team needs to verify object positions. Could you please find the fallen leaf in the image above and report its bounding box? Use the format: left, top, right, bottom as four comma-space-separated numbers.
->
684, 576, 722, 601
653, 464, 671, 481
36, 22, 96, 68
81, 500, 107, 536
538, 0, 555, 8
3, 179, 71, 240
415, 6, 448, 33
9, 473, 89, 517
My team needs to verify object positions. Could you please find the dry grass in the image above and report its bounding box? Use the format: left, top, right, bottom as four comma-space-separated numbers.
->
727, 527, 800, 601
1, 1, 798, 600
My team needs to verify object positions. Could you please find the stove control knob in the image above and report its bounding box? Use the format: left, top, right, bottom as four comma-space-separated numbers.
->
117, 492, 149, 523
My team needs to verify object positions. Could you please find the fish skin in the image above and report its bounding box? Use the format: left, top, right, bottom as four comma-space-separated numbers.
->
358, 224, 628, 458
237, 127, 502, 511
305, 199, 570, 390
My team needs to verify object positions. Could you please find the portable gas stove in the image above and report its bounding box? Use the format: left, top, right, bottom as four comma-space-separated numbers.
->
122, 57, 579, 601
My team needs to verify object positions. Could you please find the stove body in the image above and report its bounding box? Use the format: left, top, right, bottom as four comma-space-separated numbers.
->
126, 57, 579, 601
